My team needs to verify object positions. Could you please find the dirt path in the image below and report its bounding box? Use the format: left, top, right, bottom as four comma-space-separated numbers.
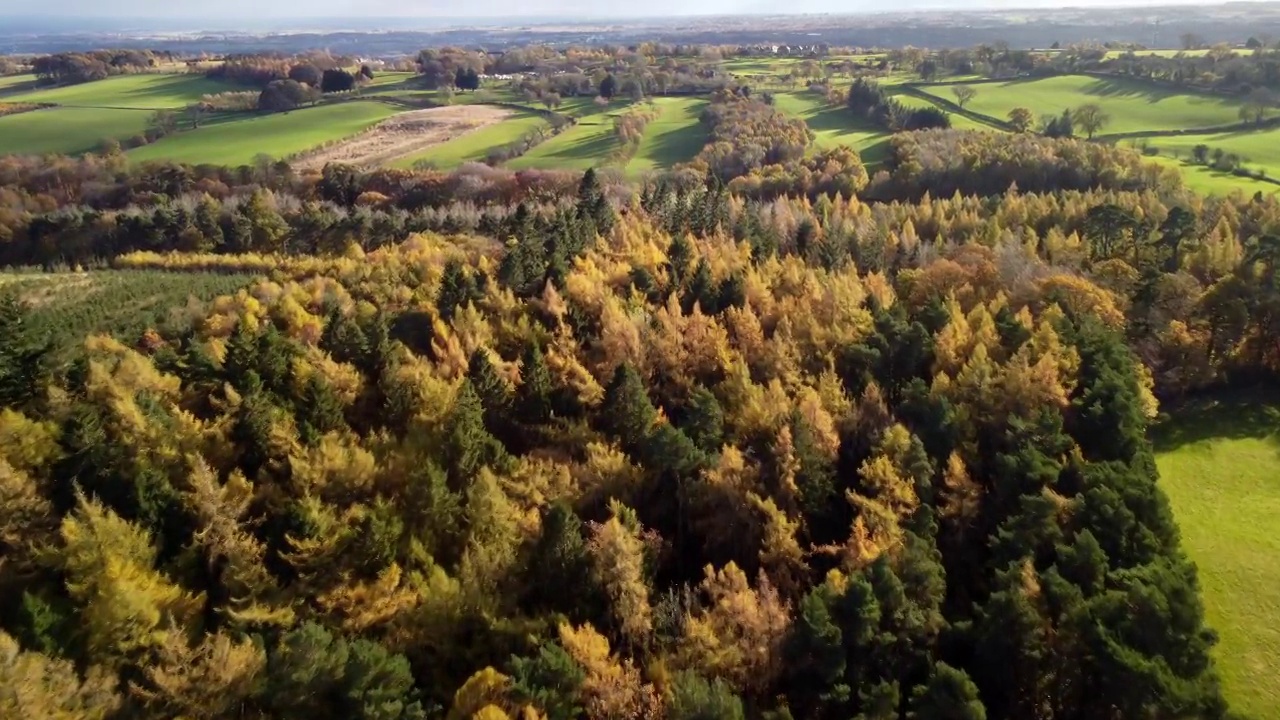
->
293, 105, 514, 170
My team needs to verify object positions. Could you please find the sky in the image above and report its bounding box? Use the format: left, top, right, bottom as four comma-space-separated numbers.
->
0, 0, 1260, 19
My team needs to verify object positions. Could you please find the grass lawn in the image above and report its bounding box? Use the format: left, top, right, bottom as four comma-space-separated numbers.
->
392, 109, 551, 169
128, 101, 400, 166
5, 73, 242, 109
1144, 154, 1280, 197
1152, 390, 1280, 719
917, 75, 1246, 134
1145, 127, 1280, 179
0, 107, 153, 155
507, 100, 632, 172
626, 96, 708, 175
772, 91, 891, 164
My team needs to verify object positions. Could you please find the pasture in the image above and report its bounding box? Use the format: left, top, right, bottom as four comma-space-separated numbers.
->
0, 106, 152, 155
128, 100, 399, 166
894, 93, 995, 131
393, 109, 550, 170
1153, 392, 1280, 719
626, 96, 708, 175
507, 101, 631, 171
4, 73, 240, 108
0, 73, 38, 95
1143, 154, 1280, 197
917, 75, 1248, 134
772, 91, 891, 164
1145, 127, 1280, 180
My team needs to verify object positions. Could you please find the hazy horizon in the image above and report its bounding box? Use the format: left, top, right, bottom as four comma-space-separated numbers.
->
0, 0, 1273, 23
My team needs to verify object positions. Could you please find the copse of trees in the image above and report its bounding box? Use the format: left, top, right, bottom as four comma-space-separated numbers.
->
30, 49, 171, 85
846, 78, 952, 132
209, 52, 354, 88
321, 68, 357, 93
694, 87, 814, 181
453, 66, 481, 92
257, 79, 321, 112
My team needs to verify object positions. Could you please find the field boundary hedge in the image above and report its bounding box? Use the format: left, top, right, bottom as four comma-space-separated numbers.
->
894, 85, 1012, 130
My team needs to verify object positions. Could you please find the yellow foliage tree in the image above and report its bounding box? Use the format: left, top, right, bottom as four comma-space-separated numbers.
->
677, 562, 791, 695
587, 506, 654, 649
558, 622, 663, 720
0, 630, 120, 720
59, 494, 203, 664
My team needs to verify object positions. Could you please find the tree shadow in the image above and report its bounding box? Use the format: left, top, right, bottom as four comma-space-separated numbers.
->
1079, 76, 1235, 109
1150, 385, 1280, 453
639, 123, 707, 166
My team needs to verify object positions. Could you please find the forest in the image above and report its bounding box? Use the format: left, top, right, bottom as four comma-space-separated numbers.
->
7, 114, 1280, 718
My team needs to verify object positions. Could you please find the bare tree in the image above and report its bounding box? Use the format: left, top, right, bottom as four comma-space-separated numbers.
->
952, 85, 978, 108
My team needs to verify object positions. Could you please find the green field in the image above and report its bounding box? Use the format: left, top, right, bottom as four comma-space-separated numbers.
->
362, 71, 417, 89
0, 73, 37, 96
1153, 392, 1280, 719
626, 96, 708, 175
128, 101, 399, 166
919, 75, 1247, 134
393, 109, 551, 169
5, 73, 240, 109
1144, 154, 1280, 197
0, 107, 153, 155
894, 93, 995, 131
772, 91, 891, 163
1144, 127, 1280, 178
507, 101, 631, 171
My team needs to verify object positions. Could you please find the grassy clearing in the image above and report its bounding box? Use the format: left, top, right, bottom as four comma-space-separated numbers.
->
392, 109, 550, 169
917, 75, 1246, 134
1152, 390, 1280, 719
0, 107, 152, 155
626, 96, 708, 175
5, 73, 241, 108
507, 101, 632, 172
772, 91, 891, 164
128, 101, 399, 166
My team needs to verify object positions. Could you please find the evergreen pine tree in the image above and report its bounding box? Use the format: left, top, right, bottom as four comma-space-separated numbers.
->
908, 663, 985, 720
600, 363, 657, 455
517, 341, 554, 425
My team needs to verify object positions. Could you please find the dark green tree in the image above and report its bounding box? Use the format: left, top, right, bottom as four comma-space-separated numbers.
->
517, 341, 554, 425
510, 642, 585, 720
681, 385, 725, 455
600, 363, 657, 455
668, 671, 746, 720
443, 379, 507, 485
907, 663, 986, 720
0, 294, 49, 409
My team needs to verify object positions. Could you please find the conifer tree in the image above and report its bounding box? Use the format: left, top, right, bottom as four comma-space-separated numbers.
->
517, 341, 554, 425
0, 295, 48, 410
444, 380, 507, 484
600, 363, 657, 455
